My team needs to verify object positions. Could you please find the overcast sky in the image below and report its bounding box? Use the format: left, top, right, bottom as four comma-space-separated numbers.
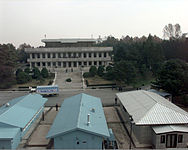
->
0, 0, 188, 48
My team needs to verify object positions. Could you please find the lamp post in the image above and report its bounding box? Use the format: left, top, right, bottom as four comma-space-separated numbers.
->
129, 115, 134, 149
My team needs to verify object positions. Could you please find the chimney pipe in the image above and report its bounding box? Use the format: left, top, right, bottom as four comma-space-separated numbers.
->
87, 114, 90, 126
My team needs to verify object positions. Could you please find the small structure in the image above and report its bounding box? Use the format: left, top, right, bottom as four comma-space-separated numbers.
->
46, 93, 110, 149
148, 89, 172, 101
0, 94, 47, 149
116, 90, 188, 149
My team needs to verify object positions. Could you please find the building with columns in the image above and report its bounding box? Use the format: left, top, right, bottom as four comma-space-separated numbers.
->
25, 38, 113, 71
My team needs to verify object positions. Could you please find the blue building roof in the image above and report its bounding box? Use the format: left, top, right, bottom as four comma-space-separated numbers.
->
47, 93, 110, 138
0, 94, 47, 128
0, 127, 20, 139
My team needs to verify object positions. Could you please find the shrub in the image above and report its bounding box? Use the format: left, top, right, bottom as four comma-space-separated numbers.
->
24, 67, 30, 74
66, 78, 72, 82
97, 65, 105, 77
32, 67, 41, 79
89, 66, 97, 77
83, 72, 91, 78
16, 71, 31, 84
41, 68, 49, 78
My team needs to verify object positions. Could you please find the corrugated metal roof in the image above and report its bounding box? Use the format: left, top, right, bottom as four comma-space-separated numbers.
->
0, 127, 20, 139
116, 90, 188, 125
152, 125, 188, 134
0, 94, 47, 128
41, 38, 97, 43
46, 93, 110, 138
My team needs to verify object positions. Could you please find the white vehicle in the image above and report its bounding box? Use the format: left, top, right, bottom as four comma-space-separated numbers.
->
36, 85, 59, 96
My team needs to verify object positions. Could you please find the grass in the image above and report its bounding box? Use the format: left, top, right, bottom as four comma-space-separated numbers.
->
85, 76, 115, 85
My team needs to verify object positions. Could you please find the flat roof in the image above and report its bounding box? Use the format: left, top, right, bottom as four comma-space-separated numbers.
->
47, 93, 110, 138
41, 38, 97, 44
116, 90, 188, 125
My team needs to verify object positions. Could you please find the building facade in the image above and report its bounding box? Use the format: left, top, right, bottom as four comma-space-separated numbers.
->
0, 94, 47, 149
46, 93, 111, 149
25, 39, 113, 71
116, 90, 188, 149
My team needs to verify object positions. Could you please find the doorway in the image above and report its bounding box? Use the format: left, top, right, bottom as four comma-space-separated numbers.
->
166, 134, 177, 148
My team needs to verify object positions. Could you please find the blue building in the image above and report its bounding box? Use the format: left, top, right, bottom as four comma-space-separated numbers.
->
0, 94, 47, 149
46, 93, 110, 149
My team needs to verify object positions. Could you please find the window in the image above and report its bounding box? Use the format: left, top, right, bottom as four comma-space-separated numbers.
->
78, 53, 81, 58
99, 61, 102, 65
53, 62, 56, 66
42, 53, 45, 58
53, 53, 56, 58
58, 62, 61, 67
84, 62, 87, 66
48, 53, 51, 58
74, 62, 77, 67
37, 53, 40, 58
89, 62, 92, 66
79, 62, 82, 66
104, 52, 106, 57
63, 62, 66, 67
99, 53, 101, 57
42, 62, 45, 66
178, 135, 183, 143
32, 53, 35, 59
94, 53, 96, 57
48, 62, 51, 66
161, 135, 165, 143
84, 53, 86, 58
94, 61, 97, 65
58, 53, 61, 58
89, 53, 91, 58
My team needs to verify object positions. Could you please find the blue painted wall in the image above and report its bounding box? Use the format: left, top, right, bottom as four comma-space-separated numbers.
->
21, 107, 44, 137
54, 130, 103, 149
0, 140, 11, 149
11, 130, 21, 149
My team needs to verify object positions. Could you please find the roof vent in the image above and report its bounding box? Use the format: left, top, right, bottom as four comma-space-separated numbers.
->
87, 114, 90, 126
5, 103, 10, 107
91, 108, 95, 113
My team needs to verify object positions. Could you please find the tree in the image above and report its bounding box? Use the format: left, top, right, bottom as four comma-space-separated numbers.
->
24, 67, 30, 74
97, 66, 105, 77
89, 66, 97, 77
16, 71, 31, 84
17, 43, 31, 63
163, 23, 182, 39
0, 44, 18, 88
153, 59, 188, 102
41, 68, 49, 78
32, 67, 41, 79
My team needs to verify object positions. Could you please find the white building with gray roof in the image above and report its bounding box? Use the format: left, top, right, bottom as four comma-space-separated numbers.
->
25, 38, 113, 71
116, 90, 188, 149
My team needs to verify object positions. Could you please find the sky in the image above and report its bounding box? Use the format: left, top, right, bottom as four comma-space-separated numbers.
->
0, 0, 188, 48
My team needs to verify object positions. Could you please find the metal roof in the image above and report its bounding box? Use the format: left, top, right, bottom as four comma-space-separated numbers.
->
41, 38, 97, 43
0, 94, 47, 128
148, 89, 171, 97
0, 127, 20, 139
152, 125, 188, 134
116, 90, 188, 125
46, 93, 110, 138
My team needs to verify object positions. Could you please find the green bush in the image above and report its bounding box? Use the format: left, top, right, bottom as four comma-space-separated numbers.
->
97, 65, 105, 77
48, 80, 53, 85
83, 72, 91, 78
66, 78, 72, 82
32, 67, 41, 79
41, 68, 49, 78
24, 67, 30, 74
89, 66, 97, 77
16, 71, 31, 84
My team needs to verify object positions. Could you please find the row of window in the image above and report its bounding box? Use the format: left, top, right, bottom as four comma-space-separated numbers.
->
161, 134, 183, 144
31, 52, 109, 59
32, 61, 105, 68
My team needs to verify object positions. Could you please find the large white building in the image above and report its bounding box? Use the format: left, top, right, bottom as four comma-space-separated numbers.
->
25, 38, 113, 71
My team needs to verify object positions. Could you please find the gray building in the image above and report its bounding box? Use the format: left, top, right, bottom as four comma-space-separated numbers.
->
116, 90, 188, 149
25, 38, 113, 71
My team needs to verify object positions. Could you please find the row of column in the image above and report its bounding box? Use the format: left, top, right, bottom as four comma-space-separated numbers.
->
30, 52, 109, 59
31, 61, 107, 68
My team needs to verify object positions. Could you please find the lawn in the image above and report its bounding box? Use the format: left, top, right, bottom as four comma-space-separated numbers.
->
85, 76, 115, 86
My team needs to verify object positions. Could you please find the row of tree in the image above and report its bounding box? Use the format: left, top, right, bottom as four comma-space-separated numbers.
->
16, 67, 49, 84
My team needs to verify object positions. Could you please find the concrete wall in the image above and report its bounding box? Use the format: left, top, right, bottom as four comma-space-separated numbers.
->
0, 140, 11, 149
54, 130, 103, 149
